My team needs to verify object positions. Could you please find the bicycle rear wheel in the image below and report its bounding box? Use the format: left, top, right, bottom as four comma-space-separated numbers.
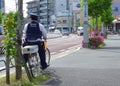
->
45, 48, 50, 65
28, 53, 40, 78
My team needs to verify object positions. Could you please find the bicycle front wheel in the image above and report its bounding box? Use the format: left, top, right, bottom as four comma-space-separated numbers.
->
45, 48, 50, 65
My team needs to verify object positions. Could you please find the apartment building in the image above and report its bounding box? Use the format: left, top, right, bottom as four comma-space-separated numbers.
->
112, 0, 120, 33
27, 0, 39, 17
112, 0, 120, 16
27, 0, 78, 32
27, 0, 55, 30
0, 0, 5, 14
39, 0, 55, 29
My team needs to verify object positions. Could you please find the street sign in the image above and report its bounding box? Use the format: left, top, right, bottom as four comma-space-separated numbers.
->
83, 1, 88, 21
72, 0, 80, 11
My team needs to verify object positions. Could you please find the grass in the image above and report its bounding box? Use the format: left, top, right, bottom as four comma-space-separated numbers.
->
0, 73, 50, 86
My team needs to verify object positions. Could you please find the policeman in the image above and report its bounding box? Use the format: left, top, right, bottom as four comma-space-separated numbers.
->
22, 13, 49, 70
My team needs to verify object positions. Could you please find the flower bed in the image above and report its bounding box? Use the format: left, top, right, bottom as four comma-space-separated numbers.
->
82, 36, 105, 49
88, 36, 105, 49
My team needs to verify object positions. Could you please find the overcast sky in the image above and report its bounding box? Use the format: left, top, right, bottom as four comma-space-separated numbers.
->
5, 0, 33, 17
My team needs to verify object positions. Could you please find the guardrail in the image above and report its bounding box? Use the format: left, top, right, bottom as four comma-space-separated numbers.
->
0, 46, 4, 54
0, 60, 6, 71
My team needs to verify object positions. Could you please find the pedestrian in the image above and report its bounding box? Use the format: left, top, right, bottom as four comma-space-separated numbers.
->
22, 13, 49, 70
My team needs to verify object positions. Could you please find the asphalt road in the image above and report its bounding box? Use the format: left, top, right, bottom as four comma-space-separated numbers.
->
0, 34, 82, 77
47, 34, 82, 54
43, 35, 120, 86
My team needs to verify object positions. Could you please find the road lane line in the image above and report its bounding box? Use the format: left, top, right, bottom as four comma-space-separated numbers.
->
51, 46, 81, 61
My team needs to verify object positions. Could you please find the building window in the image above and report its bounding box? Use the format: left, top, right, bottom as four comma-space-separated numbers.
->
63, 20, 67, 23
113, 7, 118, 12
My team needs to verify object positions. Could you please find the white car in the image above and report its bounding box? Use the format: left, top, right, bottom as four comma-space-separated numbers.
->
54, 29, 62, 36
77, 27, 83, 36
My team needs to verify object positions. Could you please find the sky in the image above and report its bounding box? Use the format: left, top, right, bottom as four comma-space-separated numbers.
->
5, 0, 33, 17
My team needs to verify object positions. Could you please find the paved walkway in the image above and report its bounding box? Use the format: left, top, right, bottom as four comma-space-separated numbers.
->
42, 35, 120, 86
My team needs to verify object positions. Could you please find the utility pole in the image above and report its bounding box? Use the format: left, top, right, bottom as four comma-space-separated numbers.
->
67, 0, 71, 32
83, 0, 89, 48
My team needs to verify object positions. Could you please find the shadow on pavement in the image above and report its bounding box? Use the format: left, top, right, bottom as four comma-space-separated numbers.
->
102, 47, 120, 49
42, 68, 62, 86
96, 47, 120, 53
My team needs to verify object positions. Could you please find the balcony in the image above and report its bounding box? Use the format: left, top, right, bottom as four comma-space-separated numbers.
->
40, 13, 47, 16
39, 6, 47, 10
40, 0, 50, 4
40, 1, 47, 4
40, 19, 48, 22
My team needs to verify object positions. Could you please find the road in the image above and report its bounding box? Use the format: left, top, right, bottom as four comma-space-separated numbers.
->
47, 34, 82, 54
0, 34, 83, 70
44, 35, 120, 86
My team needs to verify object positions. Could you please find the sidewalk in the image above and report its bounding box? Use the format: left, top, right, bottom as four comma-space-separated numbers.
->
42, 35, 120, 86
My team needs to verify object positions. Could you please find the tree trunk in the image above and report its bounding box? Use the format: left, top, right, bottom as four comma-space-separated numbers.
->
6, 55, 10, 84
15, 0, 23, 80
95, 16, 98, 30
15, 45, 22, 80
15, 0, 33, 81
102, 23, 107, 38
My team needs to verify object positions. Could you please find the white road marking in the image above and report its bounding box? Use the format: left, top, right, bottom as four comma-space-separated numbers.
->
51, 52, 56, 55
51, 46, 81, 61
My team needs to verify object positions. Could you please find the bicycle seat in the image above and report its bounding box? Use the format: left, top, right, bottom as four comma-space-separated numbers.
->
22, 45, 38, 54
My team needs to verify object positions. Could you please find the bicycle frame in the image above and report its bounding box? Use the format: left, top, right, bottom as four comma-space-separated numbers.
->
22, 42, 51, 77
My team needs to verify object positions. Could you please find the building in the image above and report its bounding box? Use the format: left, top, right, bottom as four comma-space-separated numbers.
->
112, 0, 120, 33
55, 0, 73, 32
39, 0, 55, 29
0, 0, 5, 14
112, 0, 120, 17
27, 0, 55, 30
27, 0, 39, 17
27, 0, 77, 32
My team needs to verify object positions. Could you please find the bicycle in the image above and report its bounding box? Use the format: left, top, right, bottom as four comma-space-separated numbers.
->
22, 42, 50, 77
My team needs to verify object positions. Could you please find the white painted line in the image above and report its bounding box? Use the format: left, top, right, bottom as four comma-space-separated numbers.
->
59, 49, 65, 52
0, 66, 5, 70
51, 52, 56, 55
51, 46, 81, 61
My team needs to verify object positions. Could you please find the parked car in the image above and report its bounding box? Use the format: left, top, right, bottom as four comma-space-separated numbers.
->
0, 26, 4, 42
54, 29, 62, 36
77, 27, 83, 36
0, 26, 4, 35
0, 26, 4, 54
62, 30, 70, 36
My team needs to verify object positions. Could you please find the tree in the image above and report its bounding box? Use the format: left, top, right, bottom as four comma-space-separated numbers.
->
15, 0, 33, 81
101, 8, 114, 26
89, 17, 102, 30
88, 0, 112, 30
101, 5, 114, 38
0, 10, 2, 24
3, 12, 17, 85
3, 1, 32, 84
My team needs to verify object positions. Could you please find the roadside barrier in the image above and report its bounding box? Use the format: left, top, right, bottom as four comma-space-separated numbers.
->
0, 60, 6, 71
0, 46, 5, 54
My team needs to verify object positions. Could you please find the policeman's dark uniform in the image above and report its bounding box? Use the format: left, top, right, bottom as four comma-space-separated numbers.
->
22, 14, 48, 70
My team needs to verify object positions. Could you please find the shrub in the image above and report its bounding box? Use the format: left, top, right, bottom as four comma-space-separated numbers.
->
89, 36, 104, 48
82, 36, 105, 49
